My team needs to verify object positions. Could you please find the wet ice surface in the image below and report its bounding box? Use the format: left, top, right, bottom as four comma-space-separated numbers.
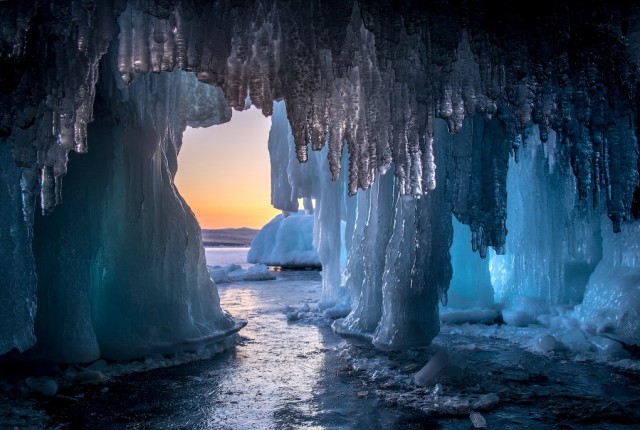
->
3, 247, 640, 429
204, 246, 250, 269
36, 271, 449, 429
24, 271, 638, 429
344, 323, 640, 428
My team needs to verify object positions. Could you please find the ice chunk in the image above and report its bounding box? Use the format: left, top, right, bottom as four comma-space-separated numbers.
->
589, 336, 630, 359
560, 329, 592, 353
73, 370, 105, 384
469, 411, 487, 428
226, 265, 276, 282
208, 266, 231, 284
414, 350, 449, 387
537, 334, 559, 352
223, 264, 242, 274
242, 264, 276, 281
40, 379, 58, 397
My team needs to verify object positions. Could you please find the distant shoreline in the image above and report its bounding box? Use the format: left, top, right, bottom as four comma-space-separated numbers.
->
203, 242, 251, 248
201, 227, 258, 247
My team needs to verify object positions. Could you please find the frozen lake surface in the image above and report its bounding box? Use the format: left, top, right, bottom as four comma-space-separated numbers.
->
205, 246, 250, 268
3, 248, 639, 429
40, 271, 446, 429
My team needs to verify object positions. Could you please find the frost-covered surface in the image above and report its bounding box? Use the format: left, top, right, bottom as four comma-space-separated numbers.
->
1, 0, 640, 360
285, 292, 640, 427
247, 212, 320, 269
336, 322, 640, 426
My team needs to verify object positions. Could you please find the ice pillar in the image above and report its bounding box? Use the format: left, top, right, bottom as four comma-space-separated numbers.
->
0, 144, 38, 356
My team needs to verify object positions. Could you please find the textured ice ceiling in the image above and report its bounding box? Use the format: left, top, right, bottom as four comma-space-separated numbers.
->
3, 1, 639, 246
1, 0, 639, 359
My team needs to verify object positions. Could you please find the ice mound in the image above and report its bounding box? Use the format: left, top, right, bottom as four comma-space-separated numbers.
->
248, 212, 320, 269
577, 218, 640, 346
207, 266, 231, 284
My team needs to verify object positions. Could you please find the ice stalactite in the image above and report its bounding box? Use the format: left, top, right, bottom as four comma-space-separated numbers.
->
268, 101, 319, 213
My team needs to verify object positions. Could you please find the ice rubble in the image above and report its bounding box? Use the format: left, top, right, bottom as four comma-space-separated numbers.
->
208, 263, 276, 283
0, 0, 640, 360
247, 212, 321, 269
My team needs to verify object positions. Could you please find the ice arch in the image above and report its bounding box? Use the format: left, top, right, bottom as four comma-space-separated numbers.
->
1, 0, 640, 361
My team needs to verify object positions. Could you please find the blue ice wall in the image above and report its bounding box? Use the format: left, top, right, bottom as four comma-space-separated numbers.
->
0, 145, 38, 355
490, 128, 603, 321
447, 217, 494, 309
27, 65, 240, 362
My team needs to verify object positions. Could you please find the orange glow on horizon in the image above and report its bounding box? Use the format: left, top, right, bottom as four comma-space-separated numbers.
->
174, 107, 280, 230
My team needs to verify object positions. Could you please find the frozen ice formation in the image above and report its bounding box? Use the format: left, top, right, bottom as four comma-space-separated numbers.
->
248, 212, 321, 269
1, 0, 640, 360
578, 218, 640, 346
209, 263, 276, 282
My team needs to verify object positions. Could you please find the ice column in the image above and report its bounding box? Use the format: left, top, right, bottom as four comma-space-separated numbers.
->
313, 146, 350, 315
333, 169, 395, 340
0, 144, 38, 355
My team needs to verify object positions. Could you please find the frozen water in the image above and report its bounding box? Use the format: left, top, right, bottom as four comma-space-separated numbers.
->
469, 411, 486, 429
204, 247, 249, 269
207, 267, 231, 284
248, 212, 321, 269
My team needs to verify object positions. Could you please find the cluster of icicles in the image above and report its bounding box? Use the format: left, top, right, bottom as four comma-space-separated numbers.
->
1, 0, 638, 255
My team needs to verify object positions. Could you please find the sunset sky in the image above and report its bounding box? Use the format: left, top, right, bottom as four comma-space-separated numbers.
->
174, 107, 280, 229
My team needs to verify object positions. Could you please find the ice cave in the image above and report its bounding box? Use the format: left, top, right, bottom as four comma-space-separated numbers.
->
1, 0, 640, 428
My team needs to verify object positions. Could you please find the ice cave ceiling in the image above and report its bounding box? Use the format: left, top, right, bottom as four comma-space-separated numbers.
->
1, 0, 639, 360
3, 0, 640, 242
